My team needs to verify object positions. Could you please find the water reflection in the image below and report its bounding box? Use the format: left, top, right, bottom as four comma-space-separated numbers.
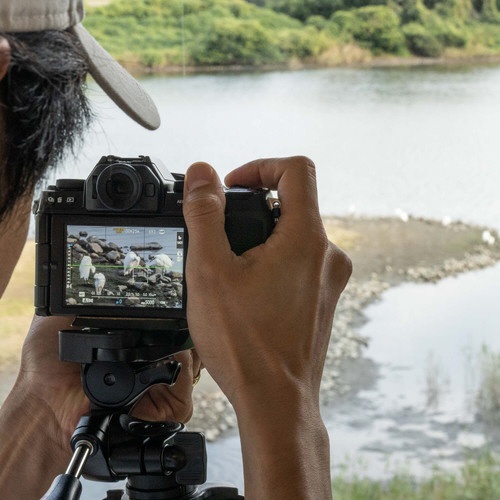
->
326, 262, 500, 479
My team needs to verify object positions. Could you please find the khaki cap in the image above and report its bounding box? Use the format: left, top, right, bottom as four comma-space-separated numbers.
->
0, 0, 161, 130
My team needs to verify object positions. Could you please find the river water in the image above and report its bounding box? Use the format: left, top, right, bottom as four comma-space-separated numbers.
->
47, 63, 500, 498
50, 63, 500, 229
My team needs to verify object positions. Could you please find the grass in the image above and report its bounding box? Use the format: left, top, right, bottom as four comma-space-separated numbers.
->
0, 241, 35, 366
332, 452, 500, 499
476, 346, 500, 423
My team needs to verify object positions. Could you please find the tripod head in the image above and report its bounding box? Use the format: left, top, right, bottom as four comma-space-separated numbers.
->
41, 318, 243, 500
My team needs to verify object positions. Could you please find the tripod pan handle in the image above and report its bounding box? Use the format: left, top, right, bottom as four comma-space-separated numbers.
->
40, 474, 82, 500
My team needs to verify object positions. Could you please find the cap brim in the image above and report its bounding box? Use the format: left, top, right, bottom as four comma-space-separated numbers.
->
70, 24, 161, 131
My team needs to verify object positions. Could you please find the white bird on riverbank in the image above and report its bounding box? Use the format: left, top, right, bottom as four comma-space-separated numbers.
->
94, 273, 106, 295
395, 208, 409, 222
442, 216, 452, 227
79, 255, 95, 282
482, 230, 495, 246
147, 253, 173, 276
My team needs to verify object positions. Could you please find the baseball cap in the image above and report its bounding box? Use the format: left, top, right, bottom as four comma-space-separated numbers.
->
0, 0, 161, 130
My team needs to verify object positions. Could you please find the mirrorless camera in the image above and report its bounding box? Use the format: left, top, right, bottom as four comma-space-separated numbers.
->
33, 155, 277, 321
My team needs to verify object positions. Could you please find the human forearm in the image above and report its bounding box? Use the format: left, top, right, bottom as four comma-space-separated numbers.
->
0, 382, 69, 499
234, 385, 332, 500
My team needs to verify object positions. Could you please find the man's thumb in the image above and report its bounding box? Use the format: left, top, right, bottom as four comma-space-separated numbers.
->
183, 162, 230, 260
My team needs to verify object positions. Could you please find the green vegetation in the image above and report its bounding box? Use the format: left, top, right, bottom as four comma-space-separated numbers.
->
332, 452, 500, 499
84, 0, 328, 68
83, 0, 500, 71
476, 345, 500, 422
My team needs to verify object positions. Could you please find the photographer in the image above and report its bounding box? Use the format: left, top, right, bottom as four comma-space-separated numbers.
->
0, 1, 351, 499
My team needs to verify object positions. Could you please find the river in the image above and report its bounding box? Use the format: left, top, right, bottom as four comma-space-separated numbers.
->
49, 63, 500, 229
45, 63, 500, 498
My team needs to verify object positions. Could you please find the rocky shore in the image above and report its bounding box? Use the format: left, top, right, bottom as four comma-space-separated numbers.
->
188, 216, 500, 441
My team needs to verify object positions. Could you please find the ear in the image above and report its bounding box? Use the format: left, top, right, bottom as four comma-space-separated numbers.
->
0, 37, 11, 81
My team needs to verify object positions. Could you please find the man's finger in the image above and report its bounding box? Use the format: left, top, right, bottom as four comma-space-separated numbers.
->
183, 162, 232, 268
225, 156, 322, 233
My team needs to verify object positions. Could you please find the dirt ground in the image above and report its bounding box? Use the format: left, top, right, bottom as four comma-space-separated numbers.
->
323, 216, 500, 285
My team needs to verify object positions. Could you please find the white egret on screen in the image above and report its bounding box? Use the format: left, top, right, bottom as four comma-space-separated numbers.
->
94, 273, 106, 295
147, 253, 173, 276
79, 255, 95, 282
124, 251, 141, 281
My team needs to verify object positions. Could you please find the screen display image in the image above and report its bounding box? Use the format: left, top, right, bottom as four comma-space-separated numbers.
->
65, 224, 184, 309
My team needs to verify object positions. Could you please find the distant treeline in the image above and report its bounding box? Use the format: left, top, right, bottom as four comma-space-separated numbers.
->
84, 0, 500, 70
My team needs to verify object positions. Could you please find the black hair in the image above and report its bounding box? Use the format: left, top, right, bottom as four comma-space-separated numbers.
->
0, 30, 93, 220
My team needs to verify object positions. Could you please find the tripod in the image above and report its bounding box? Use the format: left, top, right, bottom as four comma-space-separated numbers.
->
41, 318, 243, 500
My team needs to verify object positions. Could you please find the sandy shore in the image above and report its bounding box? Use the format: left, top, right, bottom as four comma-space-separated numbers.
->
1, 216, 499, 441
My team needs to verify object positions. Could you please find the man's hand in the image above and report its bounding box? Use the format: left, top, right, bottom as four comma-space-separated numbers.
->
0, 315, 201, 498
183, 156, 351, 499
18, 316, 200, 446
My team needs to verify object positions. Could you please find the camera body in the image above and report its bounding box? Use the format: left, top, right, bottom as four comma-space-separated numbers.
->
34, 155, 276, 320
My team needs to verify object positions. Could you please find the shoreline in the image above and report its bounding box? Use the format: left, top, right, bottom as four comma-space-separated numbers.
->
188, 216, 500, 440
120, 53, 500, 78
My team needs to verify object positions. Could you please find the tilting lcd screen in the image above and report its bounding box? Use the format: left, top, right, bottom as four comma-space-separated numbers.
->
65, 224, 184, 309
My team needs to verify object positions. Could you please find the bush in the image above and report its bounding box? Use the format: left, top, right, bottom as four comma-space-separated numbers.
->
139, 50, 165, 69
481, 0, 500, 20
306, 14, 330, 30
330, 10, 358, 36
190, 17, 282, 65
435, 0, 475, 19
414, 7, 469, 47
276, 26, 330, 57
333, 6, 407, 54
403, 22, 444, 56
264, 0, 347, 21
434, 21, 468, 46
400, 0, 429, 24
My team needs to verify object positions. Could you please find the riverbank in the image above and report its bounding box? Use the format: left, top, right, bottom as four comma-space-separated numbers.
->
113, 51, 500, 77
189, 216, 500, 439
1, 216, 499, 441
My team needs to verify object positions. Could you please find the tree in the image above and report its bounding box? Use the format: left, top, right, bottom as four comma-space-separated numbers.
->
264, 0, 347, 21
403, 22, 444, 55
190, 17, 282, 65
481, 0, 500, 19
332, 6, 406, 53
